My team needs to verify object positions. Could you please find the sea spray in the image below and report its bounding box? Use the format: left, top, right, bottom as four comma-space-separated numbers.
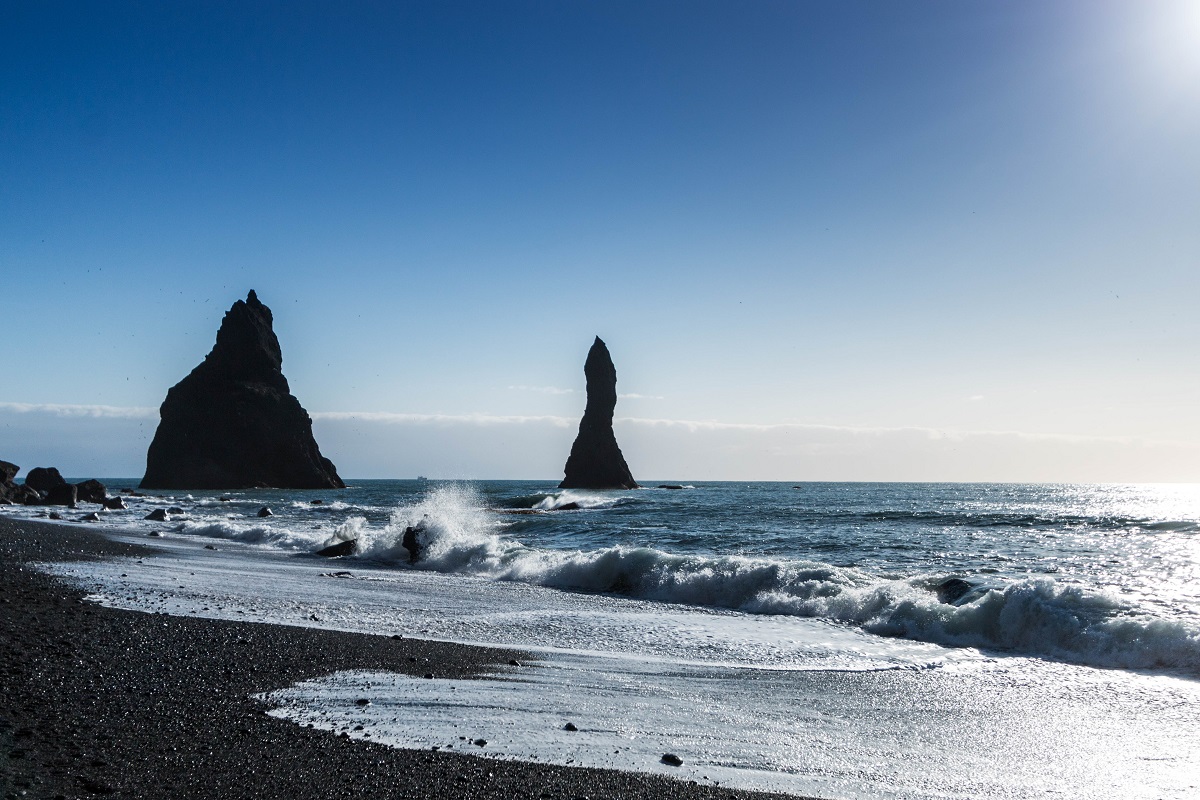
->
12, 479, 1200, 675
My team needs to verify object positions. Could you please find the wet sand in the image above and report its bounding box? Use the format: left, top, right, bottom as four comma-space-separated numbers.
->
0, 516, 810, 800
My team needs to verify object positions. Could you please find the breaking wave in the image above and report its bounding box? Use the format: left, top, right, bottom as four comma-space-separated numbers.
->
166, 486, 1200, 676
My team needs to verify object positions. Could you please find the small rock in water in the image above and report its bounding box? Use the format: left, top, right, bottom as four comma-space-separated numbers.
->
219, 496, 232, 502
508, 659, 521, 667
103, 496, 126, 510
656, 484, 684, 490
935, 577, 974, 605
204, 544, 217, 550
144, 509, 169, 521
423, 673, 434, 679
48, 511, 63, 520
314, 539, 356, 558
391, 634, 403, 640
311, 499, 323, 504
355, 698, 370, 706
661, 753, 683, 767
147, 531, 163, 537
257, 506, 273, 518
167, 506, 185, 514
473, 738, 487, 747
563, 722, 578, 732
81, 512, 101, 522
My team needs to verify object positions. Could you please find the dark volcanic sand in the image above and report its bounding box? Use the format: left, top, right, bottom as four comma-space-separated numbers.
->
0, 517, 811, 800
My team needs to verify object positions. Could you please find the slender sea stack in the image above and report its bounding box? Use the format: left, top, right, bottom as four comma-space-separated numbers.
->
560, 337, 638, 490
140, 291, 344, 490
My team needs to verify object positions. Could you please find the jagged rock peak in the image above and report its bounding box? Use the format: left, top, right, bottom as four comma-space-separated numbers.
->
140, 291, 344, 490
205, 289, 284, 384
559, 336, 638, 490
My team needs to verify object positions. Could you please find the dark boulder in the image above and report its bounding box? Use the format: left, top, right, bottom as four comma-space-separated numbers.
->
81, 512, 101, 522
75, 479, 108, 504
315, 539, 356, 558
661, 753, 683, 767
139, 290, 344, 490
14, 485, 43, 505
0, 459, 18, 503
257, 506, 273, 518
559, 337, 638, 490
144, 508, 169, 522
935, 577, 974, 605
103, 497, 127, 510
25, 467, 67, 494
656, 484, 684, 490
45, 483, 78, 507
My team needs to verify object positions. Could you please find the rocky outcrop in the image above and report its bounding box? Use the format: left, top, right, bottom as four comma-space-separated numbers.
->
1, 462, 109, 506
0, 460, 18, 504
559, 337, 637, 490
45, 483, 78, 508
74, 479, 108, 504
140, 291, 344, 490
24, 467, 66, 495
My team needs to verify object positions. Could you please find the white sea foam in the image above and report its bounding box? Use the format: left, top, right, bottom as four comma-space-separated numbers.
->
310, 487, 1200, 675
31, 482, 1200, 676
533, 489, 629, 510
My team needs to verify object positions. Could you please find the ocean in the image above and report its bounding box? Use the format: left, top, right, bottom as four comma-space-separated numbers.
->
14, 480, 1200, 799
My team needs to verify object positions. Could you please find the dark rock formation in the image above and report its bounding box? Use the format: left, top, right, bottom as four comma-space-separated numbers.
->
103, 497, 127, 510
45, 483, 78, 508
144, 509, 169, 522
559, 337, 637, 490
12, 485, 42, 505
25, 467, 66, 495
74, 479, 108, 504
315, 539, 357, 558
140, 290, 344, 490
935, 577, 974, 605
0, 460, 18, 503
257, 506, 273, 518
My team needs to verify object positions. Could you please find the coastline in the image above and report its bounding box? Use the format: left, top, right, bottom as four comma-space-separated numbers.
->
0, 516, 811, 800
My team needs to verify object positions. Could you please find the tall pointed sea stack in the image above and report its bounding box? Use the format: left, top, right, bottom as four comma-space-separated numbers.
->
140, 290, 344, 490
560, 337, 638, 490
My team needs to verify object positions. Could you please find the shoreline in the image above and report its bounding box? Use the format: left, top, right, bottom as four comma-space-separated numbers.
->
0, 516, 811, 800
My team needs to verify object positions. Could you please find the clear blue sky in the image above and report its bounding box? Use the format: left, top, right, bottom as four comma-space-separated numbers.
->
3, 1, 1198, 481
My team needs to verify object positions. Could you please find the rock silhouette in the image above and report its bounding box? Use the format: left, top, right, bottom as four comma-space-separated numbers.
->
140, 290, 344, 490
559, 337, 637, 490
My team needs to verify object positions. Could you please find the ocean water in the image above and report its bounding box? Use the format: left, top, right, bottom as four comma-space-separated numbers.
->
14, 480, 1200, 799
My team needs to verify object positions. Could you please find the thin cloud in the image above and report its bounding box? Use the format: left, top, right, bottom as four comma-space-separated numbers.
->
507, 385, 576, 395
312, 410, 575, 427
619, 393, 664, 400
0, 402, 157, 419
2, 401, 1179, 449
614, 416, 1179, 447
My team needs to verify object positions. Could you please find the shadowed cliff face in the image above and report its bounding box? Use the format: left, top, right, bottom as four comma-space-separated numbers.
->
140, 291, 344, 490
560, 337, 637, 490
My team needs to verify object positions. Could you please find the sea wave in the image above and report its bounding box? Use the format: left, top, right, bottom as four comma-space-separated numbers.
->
166, 486, 1200, 676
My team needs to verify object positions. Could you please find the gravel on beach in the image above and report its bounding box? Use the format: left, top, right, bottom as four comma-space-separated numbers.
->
0, 516, 811, 800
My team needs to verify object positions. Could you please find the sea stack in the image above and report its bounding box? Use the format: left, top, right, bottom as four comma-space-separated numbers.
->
559, 337, 638, 490
140, 291, 344, 490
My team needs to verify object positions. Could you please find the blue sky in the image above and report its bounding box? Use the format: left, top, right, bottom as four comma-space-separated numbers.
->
2, 1, 1198, 481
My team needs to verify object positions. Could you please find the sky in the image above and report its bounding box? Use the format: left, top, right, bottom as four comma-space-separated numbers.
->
2, 0, 1199, 482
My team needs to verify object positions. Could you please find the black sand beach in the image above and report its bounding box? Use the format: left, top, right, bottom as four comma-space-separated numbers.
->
0, 517, 810, 800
